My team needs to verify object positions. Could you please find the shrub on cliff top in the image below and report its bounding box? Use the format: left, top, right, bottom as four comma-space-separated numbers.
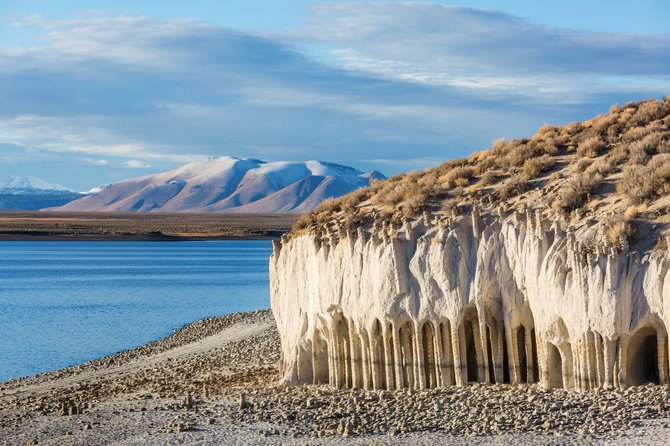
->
498, 175, 528, 200
606, 218, 634, 246
628, 132, 668, 164
501, 139, 543, 168
585, 158, 614, 177
559, 173, 603, 211
522, 155, 555, 179
292, 98, 670, 232
440, 166, 474, 188
617, 154, 670, 204
577, 136, 606, 158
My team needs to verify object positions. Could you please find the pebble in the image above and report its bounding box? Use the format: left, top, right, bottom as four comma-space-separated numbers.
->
3, 310, 670, 442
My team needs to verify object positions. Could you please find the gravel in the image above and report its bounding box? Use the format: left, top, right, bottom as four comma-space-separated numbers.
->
1, 310, 670, 445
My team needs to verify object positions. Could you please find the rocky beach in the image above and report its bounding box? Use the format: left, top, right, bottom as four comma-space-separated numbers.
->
1, 310, 670, 445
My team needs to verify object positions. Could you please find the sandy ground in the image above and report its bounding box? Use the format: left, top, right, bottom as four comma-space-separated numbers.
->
1, 311, 670, 446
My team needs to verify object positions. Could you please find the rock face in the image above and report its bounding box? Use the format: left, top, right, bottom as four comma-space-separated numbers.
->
270, 208, 670, 391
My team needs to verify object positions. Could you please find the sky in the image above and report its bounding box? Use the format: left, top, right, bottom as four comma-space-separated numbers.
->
0, 1, 669, 190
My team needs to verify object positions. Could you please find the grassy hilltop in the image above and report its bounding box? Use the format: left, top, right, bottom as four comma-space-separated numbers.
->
296, 97, 670, 250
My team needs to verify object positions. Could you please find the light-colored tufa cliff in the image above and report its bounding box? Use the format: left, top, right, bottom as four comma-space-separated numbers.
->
271, 98, 670, 392
271, 208, 670, 391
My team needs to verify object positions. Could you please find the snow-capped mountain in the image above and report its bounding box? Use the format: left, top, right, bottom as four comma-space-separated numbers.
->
0, 176, 72, 193
86, 185, 109, 195
0, 176, 85, 210
57, 157, 385, 213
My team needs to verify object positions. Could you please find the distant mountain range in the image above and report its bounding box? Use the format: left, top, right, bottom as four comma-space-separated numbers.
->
0, 176, 72, 192
55, 157, 384, 213
0, 176, 86, 211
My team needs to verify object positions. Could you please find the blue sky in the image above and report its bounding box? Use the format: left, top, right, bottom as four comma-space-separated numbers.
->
0, 1, 669, 190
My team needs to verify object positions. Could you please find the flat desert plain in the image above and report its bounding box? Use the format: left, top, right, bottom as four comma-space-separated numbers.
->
0, 212, 297, 240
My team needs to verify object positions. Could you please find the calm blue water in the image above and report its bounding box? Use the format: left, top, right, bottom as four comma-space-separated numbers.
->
0, 240, 272, 382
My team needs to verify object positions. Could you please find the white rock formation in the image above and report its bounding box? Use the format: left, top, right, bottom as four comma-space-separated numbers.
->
270, 209, 670, 391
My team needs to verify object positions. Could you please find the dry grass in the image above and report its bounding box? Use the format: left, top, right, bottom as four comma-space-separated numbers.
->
498, 175, 529, 200
295, 97, 670, 231
617, 154, 670, 204
498, 139, 543, 168
575, 158, 593, 173
559, 174, 603, 212
441, 199, 461, 217
628, 132, 667, 164
585, 158, 614, 176
624, 203, 647, 221
480, 170, 499, 186
605, 203, 646, 245
577, 136, 606, 158
606, 218, 634, 245
440, 166, 474, 188
522, 155, 555, 178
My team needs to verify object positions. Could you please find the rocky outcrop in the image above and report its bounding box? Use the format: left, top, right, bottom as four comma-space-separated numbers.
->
270, 208, 670, 391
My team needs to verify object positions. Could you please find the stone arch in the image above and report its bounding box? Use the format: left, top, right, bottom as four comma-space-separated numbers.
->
515, 303, 539, 384
485, 325, 495, 383
371, 319, 387, 390
547, 342, 564, 388
437, 319, 455, 386
513, 323, 539, 385
502, 329, 511, 384
460, 308, 483, 383
421, 321, 439, 388
333, 314, 352, 388
544, 318, 574, 389
626, 325, 661, 386
312, 328, 330, 385
464, 320, 479, 382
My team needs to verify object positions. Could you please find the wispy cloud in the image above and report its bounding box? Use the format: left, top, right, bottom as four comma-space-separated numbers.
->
123, 160, 151, 169
0, 8, 667, 183
82, 158, 109, 166
0, 14, 525, 168
303, 3, 670, 101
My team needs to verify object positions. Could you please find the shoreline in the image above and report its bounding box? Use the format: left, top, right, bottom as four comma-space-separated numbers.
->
0, 211, 297, 241
0, 310, 274, 388
2, 311, 670, 445
0, 232, 285, 242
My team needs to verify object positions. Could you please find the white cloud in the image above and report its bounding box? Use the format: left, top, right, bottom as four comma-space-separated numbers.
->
123, 160, 151, 169
0, 115, 204, 163
83, 158, 109, 166
303, 4, 670, 101
0, 9, 668, 182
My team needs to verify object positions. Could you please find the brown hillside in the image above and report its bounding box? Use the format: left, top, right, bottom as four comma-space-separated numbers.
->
295, 97, 670, 250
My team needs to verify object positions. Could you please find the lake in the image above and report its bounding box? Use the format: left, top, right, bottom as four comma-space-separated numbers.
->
0, 240, 273, 382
